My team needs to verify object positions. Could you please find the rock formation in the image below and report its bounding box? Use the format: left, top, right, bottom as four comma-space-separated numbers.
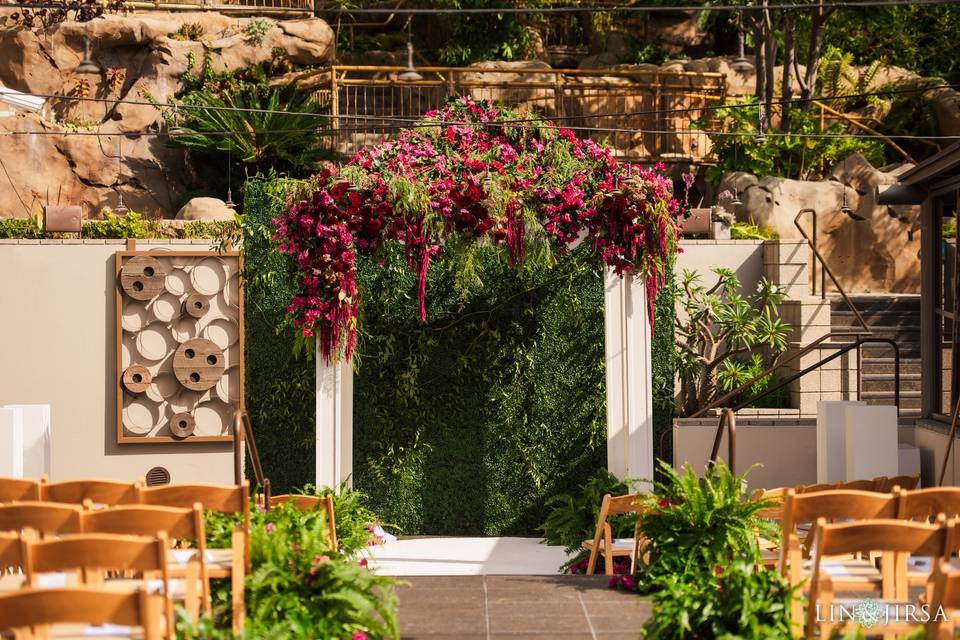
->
0, 12, 333, 219
719, 155, 921, 293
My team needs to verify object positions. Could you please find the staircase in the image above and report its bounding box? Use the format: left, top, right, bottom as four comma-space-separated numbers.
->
830, 295, 922, 419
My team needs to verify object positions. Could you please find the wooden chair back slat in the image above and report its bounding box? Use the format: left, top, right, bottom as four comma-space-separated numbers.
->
815, 518, 951, 557
839, 479, 878, 492
0, 477, 41, 502
875, 473, 921, 493
0, 586, 163, 640
604, 494, 642, 516
0, 531, 23, 573
138, 482, 247, 515
40, 479, 139, 505
899, 488, 960, 522
927, 563, 960, 639
25, 532, 167, 575
80, 504, 201, 539
0, 502, 83, 535
785, 489, 898, 525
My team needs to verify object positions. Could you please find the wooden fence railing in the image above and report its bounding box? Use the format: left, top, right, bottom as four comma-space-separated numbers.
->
306, 65, 727, 162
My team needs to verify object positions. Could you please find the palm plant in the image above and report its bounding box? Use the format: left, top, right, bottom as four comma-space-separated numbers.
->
166, 84, 333, 175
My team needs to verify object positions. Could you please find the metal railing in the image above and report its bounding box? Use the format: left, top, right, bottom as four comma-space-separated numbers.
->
312, 65, 727, 161
123, 0, 312, 12
233, 409, 271, 503
795, 208, 871, 333
705, 337, 901, 474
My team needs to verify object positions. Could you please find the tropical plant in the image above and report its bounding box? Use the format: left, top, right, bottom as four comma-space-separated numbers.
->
717, 353, 792, 409
244, 17, 275, 45
435, 0, 542, 64
539, 469, 641, 571
82, 210, 163, 239
166, 86, 331, 175
698, 102, 885, 182
674, 268, 791, 416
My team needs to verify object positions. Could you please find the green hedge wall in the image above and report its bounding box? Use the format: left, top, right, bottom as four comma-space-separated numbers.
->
243, 178, 676, 534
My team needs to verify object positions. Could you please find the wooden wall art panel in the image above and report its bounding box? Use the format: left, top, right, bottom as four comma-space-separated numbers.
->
115, 249, 243, 444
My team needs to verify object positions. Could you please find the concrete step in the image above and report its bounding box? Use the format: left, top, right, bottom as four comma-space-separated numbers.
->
831, 295, 921, 314
859, 377, 923, 393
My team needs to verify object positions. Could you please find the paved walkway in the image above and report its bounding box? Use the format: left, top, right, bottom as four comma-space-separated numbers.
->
396, 575, 651, 640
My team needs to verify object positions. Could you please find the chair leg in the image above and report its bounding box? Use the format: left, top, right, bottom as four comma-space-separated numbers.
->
604, 551, 613, 576
231, 529, 246, 635
185, 560, 200, 622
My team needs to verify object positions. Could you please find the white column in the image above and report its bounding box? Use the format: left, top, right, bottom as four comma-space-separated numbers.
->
316, 354, 353, 489
603, 269, 654, 482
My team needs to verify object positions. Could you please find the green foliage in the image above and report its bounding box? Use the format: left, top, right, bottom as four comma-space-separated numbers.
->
652, 266, 676, 466
717, 354, 791, 409
169, 22, 205, 41
823, 5, 960, 80
244, 17, 274, 45
82, 210, 162, 238
674, 268, 791, 416
435, 0, 541, 64
242, 178, 316, 492
0, 217, 43, 239
730, 222, 777, 241
639, 461, 777, 585
245, 501, 398, 640
641, 558, 795, 639
699, 102, 885, 182
539, 469, 638, 554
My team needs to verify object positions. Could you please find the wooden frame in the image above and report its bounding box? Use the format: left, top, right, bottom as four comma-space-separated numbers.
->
582, 493, 646, 576
114, 248, 244, 444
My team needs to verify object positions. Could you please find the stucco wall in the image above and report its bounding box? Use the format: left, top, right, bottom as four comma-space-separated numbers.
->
0, 239, 234, 483
675, 239, 765, 294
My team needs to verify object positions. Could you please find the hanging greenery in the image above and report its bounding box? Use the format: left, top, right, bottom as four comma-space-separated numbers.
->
274, 97, 683, 362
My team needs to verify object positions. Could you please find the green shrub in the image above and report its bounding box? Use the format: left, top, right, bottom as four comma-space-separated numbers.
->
730, 221, 777, 241
0, 217, 43, 239
82, 210, 162, 238
718, 353, 792, 409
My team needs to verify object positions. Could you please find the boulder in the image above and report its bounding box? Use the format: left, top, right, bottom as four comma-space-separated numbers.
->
175, 197, 236, 221
717, 156, 920, 293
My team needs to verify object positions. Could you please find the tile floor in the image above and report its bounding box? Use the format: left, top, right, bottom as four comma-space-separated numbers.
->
368, 536, 571, 576
396, 575, 651, 640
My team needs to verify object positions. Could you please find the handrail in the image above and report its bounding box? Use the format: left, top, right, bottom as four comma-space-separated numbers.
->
795, 208, 871, 333
729, 337, 899, 414
708, 408, 737, 474
233, 409, 271, 504
939, 397, 960, 486
707, 337, 901, 473
691, 330, 867, 418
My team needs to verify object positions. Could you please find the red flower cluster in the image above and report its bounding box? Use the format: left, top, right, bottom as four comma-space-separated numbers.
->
274, 97, 682, 362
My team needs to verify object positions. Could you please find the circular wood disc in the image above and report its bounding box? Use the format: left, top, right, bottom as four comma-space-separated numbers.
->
122, 364, 152, 394
184, 294, 210, 319
173, 338, 225, 392
121, 256, 167, 301
169, 412, 196, 438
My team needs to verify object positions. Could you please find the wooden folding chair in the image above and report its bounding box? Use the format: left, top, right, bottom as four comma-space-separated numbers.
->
778, 489, 901, 634
896, 487, 960, 586
269, 493, 338, 551
138, 482, 249, 634
0, 477, 42, 503
0, 531, 25, 592
875, 473, 921, 493
39, 478, 139, 506
806, 518, 953, 638
0, 502, 82, 536
754, 487, 788, 566
0, 586, 163, 640
582, 493, 645, 576
22, 532, 174, 638
926, 562, 960, 639
80, 503, 210, 618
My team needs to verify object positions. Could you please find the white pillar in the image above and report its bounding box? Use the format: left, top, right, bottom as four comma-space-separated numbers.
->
315, 355, 353, 489
603, 270, 655, 482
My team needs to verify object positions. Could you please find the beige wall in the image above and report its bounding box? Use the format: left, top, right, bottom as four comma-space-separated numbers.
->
675, 239, 764, 294
0, 239, 234, 483
674, 417, 921, 490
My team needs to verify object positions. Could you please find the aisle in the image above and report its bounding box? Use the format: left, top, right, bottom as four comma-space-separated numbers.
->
395, 575, 650, 640
367, 536, 570, 576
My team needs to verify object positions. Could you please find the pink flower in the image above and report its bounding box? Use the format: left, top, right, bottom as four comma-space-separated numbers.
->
358, 558, 368, 568
313, 555, 329, 565
264, 523, 275, 533
351, 632, 368, 640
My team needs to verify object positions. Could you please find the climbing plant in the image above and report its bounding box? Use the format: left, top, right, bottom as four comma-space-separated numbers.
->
273, 97, 683, 362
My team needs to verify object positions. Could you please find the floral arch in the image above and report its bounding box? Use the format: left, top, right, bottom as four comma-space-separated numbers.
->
274, 97, 683, 363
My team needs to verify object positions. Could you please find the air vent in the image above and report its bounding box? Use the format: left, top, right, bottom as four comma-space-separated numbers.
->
145, 466, 171, 486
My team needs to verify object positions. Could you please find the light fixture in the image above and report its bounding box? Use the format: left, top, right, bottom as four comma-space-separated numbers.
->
730, 11, 755, 73
624, 162, 637, 187
168, 104, 185, 138
397, 19, 423, 82
76, 37, 101, 75
224, 148, 235, 209
730, 188, 743, 207
610, 167, 623, 197
114, 139, 128, 215
754, 103, 767, 144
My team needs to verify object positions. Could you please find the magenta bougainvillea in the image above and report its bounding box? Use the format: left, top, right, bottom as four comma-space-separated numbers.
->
274, 97, 683, 362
